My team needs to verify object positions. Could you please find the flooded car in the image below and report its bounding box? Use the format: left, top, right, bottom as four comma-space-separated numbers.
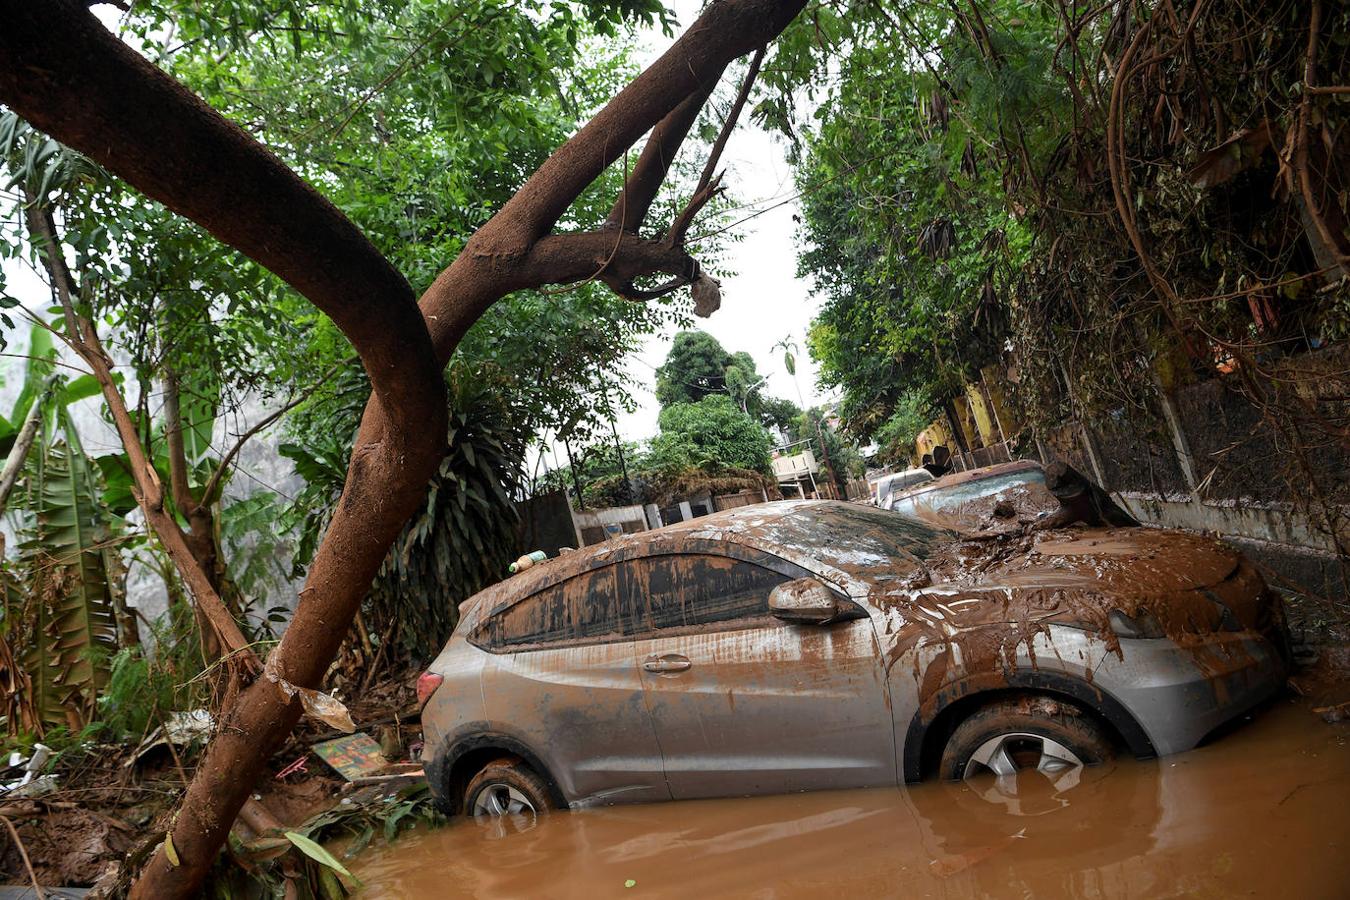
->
416, 500, 1290, 821
887, 458, 1056, 529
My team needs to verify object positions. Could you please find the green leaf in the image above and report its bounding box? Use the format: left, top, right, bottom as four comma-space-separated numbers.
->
284, 831, 361, 886
20, 425, 120, 730
57, 373, 107, 406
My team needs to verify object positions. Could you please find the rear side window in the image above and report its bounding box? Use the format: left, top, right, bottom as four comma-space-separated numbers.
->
627, 554, 788, 633
475, 565, 638, 650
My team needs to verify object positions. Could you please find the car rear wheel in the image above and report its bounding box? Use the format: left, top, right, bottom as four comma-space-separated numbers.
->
463, 756, 556, 821
940, 695, 1115, 782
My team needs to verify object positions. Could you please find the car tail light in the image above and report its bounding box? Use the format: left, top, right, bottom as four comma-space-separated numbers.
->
416, 671, 444, 709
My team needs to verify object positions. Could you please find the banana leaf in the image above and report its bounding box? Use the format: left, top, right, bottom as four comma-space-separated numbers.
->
18, 410, 119, 731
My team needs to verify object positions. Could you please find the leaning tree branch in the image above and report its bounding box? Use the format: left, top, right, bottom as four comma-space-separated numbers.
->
605, 80, 723, 234
514, 231, 700, 292
662, 46, 765, 246
694, 45, 766, 200
421, 0, 807, 361
460, 0, 807, 264
23, 202, 253, 662
667, 172, 727, 248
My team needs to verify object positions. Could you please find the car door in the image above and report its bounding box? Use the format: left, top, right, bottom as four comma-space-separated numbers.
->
627, 551, 896, 799
475, 563, 669, 807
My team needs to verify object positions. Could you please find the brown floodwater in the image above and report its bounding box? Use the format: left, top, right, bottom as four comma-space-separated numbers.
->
353, 696, 1350, 898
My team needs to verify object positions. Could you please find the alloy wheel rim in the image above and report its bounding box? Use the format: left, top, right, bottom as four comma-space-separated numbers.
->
472, 783, 536, 819
963, 732, 1084, 780
959, 732, 1093, 816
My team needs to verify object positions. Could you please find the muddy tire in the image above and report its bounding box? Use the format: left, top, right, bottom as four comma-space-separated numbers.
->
940, 695, 1115, 781
463, 756, 556, 820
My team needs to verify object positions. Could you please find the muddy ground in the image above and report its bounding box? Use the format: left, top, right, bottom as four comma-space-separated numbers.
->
354, 662, 1350, 899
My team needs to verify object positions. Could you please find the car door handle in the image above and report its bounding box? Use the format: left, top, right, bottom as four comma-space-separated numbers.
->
643, 654, 691, 673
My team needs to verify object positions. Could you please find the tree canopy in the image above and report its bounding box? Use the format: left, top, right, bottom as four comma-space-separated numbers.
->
650, 394, 773, 474
792, 0, 1348, 461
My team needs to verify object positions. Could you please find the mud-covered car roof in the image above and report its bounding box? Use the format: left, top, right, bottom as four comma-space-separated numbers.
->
469, 501, 948, 613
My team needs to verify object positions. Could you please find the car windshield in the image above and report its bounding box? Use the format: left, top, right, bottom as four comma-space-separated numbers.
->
896, 469, 1046, 514
749, 502, 947, 570
875, 470, 933, 507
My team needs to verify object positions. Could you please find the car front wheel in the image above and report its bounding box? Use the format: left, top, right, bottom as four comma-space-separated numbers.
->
463, 756, 556, 820
939, 695, 1115, 782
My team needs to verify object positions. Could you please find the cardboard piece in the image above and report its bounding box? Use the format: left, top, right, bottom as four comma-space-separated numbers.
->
311, 733, 388, 781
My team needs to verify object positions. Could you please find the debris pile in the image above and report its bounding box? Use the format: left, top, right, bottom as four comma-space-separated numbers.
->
0, 673, 439, 896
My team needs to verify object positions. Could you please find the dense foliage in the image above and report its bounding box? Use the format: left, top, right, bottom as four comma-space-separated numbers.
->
0, 0, 708, 725
793, 1, 1348, 452
650, 394, 774, 474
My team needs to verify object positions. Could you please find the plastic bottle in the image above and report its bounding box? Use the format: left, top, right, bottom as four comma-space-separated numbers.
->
508, 549, 548, 574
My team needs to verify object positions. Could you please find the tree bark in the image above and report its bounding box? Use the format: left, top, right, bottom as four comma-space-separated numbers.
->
606, 82, 722, 233
161, 365, 221, 632
166, 361, 250, 654
0, 1, 807, 896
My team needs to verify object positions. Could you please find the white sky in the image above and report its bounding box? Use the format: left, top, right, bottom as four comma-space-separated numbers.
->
606, 2, 832, 444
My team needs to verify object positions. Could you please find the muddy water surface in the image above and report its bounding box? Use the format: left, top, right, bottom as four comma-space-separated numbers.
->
355, 698, 1349, 898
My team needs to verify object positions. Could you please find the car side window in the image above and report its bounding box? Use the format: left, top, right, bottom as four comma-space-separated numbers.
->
475, 565, 639, 650
626, 553, 788, 635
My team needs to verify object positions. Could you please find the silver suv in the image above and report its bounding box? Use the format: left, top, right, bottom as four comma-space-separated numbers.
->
418, 501, 1288, 819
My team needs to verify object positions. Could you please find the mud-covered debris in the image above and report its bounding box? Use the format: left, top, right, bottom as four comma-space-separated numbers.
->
1036, 462, 1138, 530
1313, 700, 1350, 724
133, 709, 213, 764
1, 743, 55, 797
902, 567, 933, 589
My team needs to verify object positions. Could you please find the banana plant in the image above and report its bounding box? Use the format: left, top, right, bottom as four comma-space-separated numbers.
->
18, 418, 122, 731
0, 326, 124, 734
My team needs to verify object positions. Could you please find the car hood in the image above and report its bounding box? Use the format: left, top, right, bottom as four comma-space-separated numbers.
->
873, 526, 1258, 638
985, 528, 1241, 596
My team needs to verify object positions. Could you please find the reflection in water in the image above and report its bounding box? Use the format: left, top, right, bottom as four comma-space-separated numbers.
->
355, 700, 1349, 898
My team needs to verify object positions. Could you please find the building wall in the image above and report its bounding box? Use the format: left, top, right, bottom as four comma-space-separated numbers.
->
573, 504, 649, 547
516, 490, 582, 556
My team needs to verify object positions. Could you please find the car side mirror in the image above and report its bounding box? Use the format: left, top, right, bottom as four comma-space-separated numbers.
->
769, 578, 840, 625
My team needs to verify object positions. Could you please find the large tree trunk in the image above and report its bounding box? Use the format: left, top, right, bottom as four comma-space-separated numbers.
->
0, 1, 806, 895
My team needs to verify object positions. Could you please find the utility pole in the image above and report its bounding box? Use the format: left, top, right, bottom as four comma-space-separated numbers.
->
740, 375, 768, 415
601, 381, 632, 504
810, 408, 841, 498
